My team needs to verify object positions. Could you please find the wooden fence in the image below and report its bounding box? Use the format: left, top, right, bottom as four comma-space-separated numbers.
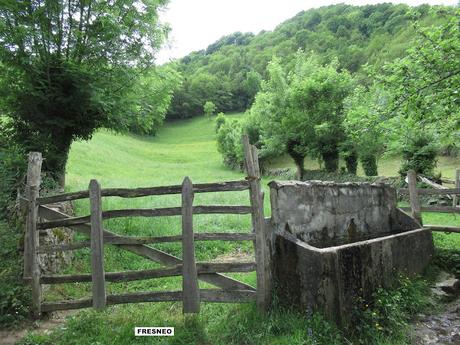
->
398, 169, 460, 234
22, 136, 271, 318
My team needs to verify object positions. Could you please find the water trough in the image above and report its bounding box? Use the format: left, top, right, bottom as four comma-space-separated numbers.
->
268, 181, 434, 326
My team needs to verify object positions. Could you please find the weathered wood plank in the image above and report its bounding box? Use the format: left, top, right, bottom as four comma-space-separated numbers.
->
199, 289, 256, 303
398, 187, 460, 195
37, 206, 252, 229
41, 289, 256, 312
243, 135, 271, 312
181, 177, 200, 313
454, 170, 460, 207
38, 205, 256, 291
407, 170, 423, 225
37, 180, 250, 205
89, 180, 106, 310
23, 152, 43, 319
400, 206, 460, 214
424, 225, 460, 233
23, 152, 42, 279
38, 232, 256, 253
40, 262, 256, 284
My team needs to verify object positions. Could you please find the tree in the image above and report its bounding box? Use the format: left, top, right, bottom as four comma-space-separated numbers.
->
245, 54, 353, 178
0, 0, 169, 186
375, 9, 460, 162
203, 101, 217, 118
285, 55, 353, 174
344, 85, 387, 176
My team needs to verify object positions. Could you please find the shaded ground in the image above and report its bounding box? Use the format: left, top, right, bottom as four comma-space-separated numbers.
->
0, 311, 74, 345
411, 273, 460, 345
411, 299, 460, 345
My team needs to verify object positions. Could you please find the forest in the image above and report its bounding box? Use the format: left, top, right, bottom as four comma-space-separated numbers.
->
0, 1, 459, 344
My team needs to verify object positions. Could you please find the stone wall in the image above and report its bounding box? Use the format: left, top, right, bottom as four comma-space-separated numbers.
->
37, 202, 73, 274
269, 181, 403, 247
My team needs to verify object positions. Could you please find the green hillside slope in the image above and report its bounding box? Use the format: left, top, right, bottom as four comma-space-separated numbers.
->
18, 114, 459, 345
166, 3, 453, 119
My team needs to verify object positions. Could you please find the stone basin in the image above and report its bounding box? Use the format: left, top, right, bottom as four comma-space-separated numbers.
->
268, 181, 434, 326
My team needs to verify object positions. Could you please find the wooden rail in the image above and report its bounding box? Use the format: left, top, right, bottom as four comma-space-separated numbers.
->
402, 169, 460, 227
41, 289, 256, 312
398, 188, 460, 195
37, 205, 252, 229
39, 262, 257, 284
22, 138, 269, 317
37, 232, 256, 253
37, 180, 250, 205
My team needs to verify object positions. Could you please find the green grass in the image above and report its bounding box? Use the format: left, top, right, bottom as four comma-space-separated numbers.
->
18, 114, 460, 344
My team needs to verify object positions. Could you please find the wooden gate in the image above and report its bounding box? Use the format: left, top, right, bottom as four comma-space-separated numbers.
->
21, 136, 271, 317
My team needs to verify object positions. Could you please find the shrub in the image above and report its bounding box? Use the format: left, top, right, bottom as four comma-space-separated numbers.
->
399, 134, 438, 177
351, 276, 431, 344
0, 221, 31, 326
203, 100, 217, 118
0, 123, 27, 218
215, 113, 226, 133
216, 120, 243, 169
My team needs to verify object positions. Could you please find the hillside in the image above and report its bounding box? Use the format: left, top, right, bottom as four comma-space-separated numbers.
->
15, 114, 460, 345
166, 3, 452, 119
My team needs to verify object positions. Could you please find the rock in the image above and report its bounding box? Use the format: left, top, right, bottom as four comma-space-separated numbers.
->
436, 278, 460, 295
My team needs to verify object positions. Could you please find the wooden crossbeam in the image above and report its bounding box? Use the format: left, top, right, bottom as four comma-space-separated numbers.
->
41, 289, 256, 312
37, 180, 250, 205
39, 262, 257, 284
37, 206, 252, 229
37, 232, 256, 253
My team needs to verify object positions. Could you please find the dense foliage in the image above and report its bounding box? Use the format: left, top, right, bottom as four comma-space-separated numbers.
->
0, 0, 173, 185
214, 5, 459, 176
166, 3, 444, 120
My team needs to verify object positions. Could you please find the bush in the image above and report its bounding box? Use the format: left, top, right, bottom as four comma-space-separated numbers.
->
351, 276, 431, 345
0, 123, 27, 218
0, 221, 31, 326
399, 134, 438, 177
203, 100, 217, 118
216, 120, 243, 169
215, 113, 226, 133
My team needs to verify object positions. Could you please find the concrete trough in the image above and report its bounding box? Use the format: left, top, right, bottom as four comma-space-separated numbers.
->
269, 181, 434, 326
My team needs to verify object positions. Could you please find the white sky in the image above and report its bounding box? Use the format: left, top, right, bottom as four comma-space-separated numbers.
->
156, 0, 456, 64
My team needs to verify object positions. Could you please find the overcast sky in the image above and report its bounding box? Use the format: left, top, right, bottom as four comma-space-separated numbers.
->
156, 0, 456, 64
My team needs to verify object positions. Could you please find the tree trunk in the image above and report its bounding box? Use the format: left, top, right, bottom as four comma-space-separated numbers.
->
44, 133, 73, 189
344, 150, 358, 175
361, 154, 378, 176
287, 140, 305, 180
321, 149, 339, 173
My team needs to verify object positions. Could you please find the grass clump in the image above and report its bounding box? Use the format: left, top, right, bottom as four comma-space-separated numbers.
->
351, 276, 432, 345
0, 221, 31, 327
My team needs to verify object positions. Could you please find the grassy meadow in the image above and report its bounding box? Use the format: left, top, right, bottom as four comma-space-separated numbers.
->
20, 114, 459, 345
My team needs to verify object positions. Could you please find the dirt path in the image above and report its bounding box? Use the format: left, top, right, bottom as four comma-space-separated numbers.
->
411, 299, 460, 345
411, 273, 460, 345
0, 311, 76, 345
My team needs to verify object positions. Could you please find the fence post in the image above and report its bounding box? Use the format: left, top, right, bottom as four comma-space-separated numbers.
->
181, 177, 200, 313
89, 179, 106, 310
407, 170, 423, 226
242, 135, 270, 312
453, 169, 460, 207
23, 152, 42, 318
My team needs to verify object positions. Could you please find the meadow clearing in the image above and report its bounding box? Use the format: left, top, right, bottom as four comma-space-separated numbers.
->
19, 114, 460, 345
